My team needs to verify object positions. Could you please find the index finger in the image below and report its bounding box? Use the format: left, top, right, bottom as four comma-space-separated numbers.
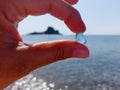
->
25, 0, 86, 33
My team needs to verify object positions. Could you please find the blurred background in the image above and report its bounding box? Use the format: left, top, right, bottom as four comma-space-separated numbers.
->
18, 0, 120, 35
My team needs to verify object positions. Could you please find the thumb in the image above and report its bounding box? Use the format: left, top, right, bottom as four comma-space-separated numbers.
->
0, 40, 89, 88
17, 40, 89, 69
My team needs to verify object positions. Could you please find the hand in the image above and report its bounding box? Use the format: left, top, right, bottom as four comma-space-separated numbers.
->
0, 0, 89, 89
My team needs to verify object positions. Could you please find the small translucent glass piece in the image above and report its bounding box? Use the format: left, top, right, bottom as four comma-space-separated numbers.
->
75, 33, 87, 44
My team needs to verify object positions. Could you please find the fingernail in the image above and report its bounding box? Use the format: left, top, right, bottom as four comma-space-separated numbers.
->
72, 49, 87, 58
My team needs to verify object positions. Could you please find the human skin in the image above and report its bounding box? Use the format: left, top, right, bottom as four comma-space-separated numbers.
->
0, 0, 89, 89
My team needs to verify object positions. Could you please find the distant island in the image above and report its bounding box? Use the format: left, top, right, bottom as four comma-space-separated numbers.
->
28, 27, 62, 35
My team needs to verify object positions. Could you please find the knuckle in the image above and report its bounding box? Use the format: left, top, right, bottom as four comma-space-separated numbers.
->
53, 46, 65, 61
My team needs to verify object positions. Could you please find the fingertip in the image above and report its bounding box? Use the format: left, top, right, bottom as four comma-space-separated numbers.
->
53, 40, 89, 59
72, 44, 89, 58
64, 11, 86, 33
64, 0, 79, 5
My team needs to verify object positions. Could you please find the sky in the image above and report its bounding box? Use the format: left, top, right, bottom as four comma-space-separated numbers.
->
18, 0, 120, 35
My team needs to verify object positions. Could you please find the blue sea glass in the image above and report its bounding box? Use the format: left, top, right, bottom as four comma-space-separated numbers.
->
75, 33, 87, 44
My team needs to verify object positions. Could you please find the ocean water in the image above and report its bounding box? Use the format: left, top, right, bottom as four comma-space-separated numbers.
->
5, 35, 120, 90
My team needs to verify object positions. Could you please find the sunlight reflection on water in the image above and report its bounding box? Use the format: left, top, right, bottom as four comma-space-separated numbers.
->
9, 74, 69, 90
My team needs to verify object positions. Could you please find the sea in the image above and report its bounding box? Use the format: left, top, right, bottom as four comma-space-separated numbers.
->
5, 35, 120, 90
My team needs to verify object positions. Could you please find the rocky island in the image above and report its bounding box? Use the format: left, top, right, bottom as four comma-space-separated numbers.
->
28, 27, 62, 35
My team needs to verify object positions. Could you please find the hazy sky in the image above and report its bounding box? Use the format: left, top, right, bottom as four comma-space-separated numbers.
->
18, 0, 120, 35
